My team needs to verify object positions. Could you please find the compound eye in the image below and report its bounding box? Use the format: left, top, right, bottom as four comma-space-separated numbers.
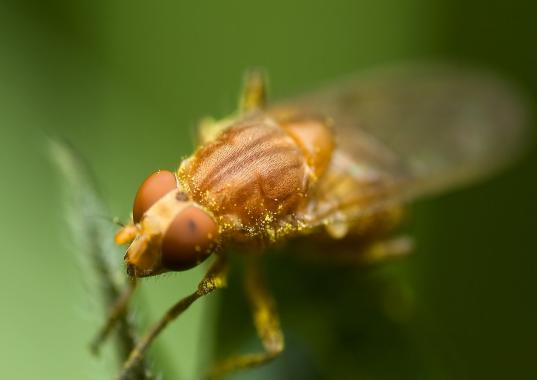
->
161, 206, 218, 271
133, 170, 177, 223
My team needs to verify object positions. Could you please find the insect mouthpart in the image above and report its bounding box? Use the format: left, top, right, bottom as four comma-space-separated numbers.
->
122, 231, 163, 277
125, 262, 136, 277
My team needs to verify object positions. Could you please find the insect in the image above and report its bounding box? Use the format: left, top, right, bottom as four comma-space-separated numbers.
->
93, 65, 527, 379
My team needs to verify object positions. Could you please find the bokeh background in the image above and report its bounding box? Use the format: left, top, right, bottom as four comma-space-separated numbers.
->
1, 1, 536, 379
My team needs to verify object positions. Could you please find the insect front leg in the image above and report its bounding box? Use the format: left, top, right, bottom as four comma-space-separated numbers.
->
90, 276, 138, 355
116, 254, 229, 380
207, 255, 284, 379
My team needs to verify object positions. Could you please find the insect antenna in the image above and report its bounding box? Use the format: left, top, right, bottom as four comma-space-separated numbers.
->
91, 214, 128, 227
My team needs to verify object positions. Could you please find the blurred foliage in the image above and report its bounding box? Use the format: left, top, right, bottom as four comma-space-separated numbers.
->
48, 138, 152, 379
0, 1, 535, 380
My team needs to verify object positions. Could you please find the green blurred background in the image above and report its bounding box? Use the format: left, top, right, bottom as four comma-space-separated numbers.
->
1, 1, 536, 379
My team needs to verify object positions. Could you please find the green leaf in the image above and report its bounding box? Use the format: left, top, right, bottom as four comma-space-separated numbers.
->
48, 137, 153, 380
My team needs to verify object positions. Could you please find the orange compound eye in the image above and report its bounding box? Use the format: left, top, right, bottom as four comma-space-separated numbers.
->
133, 170, 177, 223
161, 206, 219, 271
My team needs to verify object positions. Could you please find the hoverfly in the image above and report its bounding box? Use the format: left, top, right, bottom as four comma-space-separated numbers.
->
95, 64, 528, 379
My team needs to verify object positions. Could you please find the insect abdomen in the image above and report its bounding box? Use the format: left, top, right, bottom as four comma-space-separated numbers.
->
179, 117, 310, 225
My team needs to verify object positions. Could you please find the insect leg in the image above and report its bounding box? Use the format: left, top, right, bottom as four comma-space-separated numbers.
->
207, 256, 284, 379
90, 276, 137, 355
116, 254, 229, 380
360, 235, 414, 264
295, 235, 414, 266
239, 69, 268, 112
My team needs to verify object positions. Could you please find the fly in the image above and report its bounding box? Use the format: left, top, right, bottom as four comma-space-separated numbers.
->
93, 65, 528, 379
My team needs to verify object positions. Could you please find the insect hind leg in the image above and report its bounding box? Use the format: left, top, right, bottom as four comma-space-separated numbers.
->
360, 235, 414, 264
290, 233, 414, 267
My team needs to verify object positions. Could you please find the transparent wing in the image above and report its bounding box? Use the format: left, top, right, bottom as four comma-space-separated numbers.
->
272, 64, 530, 224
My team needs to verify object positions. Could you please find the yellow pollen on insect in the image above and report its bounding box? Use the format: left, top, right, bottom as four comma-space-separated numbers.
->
266, 228, 276, 242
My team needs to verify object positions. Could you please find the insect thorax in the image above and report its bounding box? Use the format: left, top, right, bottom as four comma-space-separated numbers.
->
178, 114, 333, 238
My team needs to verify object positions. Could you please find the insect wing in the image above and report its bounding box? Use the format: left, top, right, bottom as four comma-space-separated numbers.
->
273, 64, 529, 224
